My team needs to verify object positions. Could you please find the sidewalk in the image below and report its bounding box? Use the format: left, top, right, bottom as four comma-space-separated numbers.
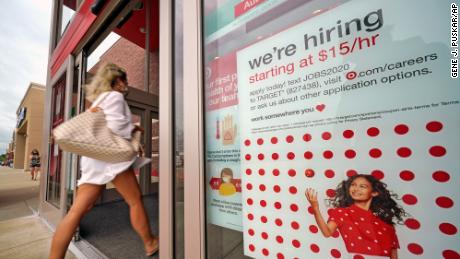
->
0, 166, 76, 259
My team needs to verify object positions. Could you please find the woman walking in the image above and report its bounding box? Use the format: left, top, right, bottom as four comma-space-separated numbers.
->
49, 63, 158, 258
29, 149, 40, 180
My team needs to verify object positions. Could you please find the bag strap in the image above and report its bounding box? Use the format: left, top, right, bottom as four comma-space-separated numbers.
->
92, 91, 112, 108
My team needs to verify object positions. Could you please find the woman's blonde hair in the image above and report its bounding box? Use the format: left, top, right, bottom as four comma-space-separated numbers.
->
85, 63, 127, 102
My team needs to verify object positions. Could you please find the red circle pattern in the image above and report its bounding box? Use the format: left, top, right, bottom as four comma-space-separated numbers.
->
244, 122, 455, 258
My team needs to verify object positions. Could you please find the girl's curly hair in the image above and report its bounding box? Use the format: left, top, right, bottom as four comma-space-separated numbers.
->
328, 174, 407, 225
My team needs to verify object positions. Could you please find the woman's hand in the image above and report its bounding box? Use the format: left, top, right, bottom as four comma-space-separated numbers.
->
132, 125, 144, 134
305, 188, 319, 209
305, 187, 337, 237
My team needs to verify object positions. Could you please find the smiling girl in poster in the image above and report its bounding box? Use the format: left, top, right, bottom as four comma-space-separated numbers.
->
306, 174, 406, 259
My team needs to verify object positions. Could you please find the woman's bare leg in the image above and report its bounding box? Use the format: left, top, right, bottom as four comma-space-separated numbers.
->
112, 169, 158, 254
49, 184, 103, 259
35, 167, 40, 180
30, 168, 35, 180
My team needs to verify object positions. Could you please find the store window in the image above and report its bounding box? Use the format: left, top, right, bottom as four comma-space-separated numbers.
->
203, 0, 458, 258
47, 75, 66, 207
57, 0, 78, 41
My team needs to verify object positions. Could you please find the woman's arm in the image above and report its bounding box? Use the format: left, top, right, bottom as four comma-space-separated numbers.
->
390, 248, 398, 259
305, 188, 338, 237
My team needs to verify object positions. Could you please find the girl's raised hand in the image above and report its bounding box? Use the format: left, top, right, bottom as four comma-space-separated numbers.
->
305, 188, 319, 208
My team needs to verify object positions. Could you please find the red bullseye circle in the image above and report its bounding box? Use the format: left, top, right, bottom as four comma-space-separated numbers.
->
258, 169, 265, 176
262, 248, 269, 256
405, 218, 421, 230
275, 218, 283, 226
323, 150, 334, 159
343, 129, 354, 138
347, 169, 358, 177
433, 171, 450, 182
367, 127, 380, 137
322, 132, 332, 140
371, 170, 384, 180
303, 133, 312, 142
331, 249, 342, 258
260, 200, 267, 207
345, 149, 356, 159
309, 225, 319, 233
325, 169, 335, 178
436, 196, 454, 208
346, 71, 357, 80
292, 239, 301, 248
332, 230, 340, 238
291, 221, 300, 230
369, 148, 382, 158
439, 223, 457, 235
310, 244, 320, 253
426, 121, 443, 132
394, 124, 409, 135
407, 243, 424, 255
326, 189, 336, 198
260, 216, 268, 223
397, 147, 412, 157
304, 151, 313, 159
276, 235, 284, 243
429, 146, 446, 157
442, 250, 460, 259
402, 194, 418, 205
305, 169, 315, 177
400, 170, 415, 181
274, 202, 282, 209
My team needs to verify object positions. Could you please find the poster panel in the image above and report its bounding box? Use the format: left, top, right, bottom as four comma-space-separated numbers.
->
205, 52, 244, 231
237, 0, 459, 258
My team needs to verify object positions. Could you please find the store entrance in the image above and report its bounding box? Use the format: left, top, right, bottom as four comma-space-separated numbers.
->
72, 1, 160, 258
78, 88, 160, 259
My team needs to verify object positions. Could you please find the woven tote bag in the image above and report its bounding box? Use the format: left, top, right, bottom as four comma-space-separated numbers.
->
52, 93, 140, 163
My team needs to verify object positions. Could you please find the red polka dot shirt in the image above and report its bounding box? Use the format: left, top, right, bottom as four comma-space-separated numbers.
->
327, 204, 399, 257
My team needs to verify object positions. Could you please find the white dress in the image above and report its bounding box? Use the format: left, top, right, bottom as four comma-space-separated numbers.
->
78, 91, 137, 186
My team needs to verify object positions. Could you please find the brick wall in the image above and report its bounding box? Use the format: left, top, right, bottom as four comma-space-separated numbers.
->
97, 37, 159, 95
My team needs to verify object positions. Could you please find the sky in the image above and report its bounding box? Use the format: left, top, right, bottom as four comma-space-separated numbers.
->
0, 0, 52, 152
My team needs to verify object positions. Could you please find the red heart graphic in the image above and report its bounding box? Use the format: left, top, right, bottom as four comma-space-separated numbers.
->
316, 104, 325, 112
